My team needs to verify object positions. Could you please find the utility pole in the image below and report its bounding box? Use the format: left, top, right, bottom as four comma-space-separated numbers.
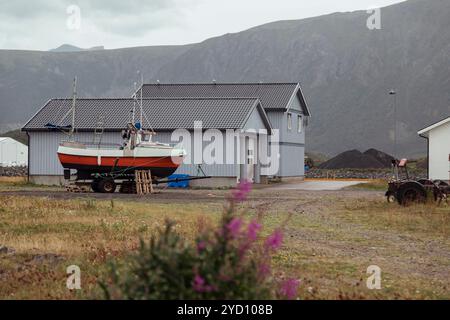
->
389, 89, 397, 159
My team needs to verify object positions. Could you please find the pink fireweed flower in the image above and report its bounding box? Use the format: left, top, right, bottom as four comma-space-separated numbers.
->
265, 229, 283, 251
193, 274, 217, 293
247, 220, 262, 241
232, 179, 252, 202
279, 278, 300, 300
238, 242, 251, 259
193, 274, 205, 293
258, 262, 271, 278
197, 240, 207, 252
226, 217, 243, 238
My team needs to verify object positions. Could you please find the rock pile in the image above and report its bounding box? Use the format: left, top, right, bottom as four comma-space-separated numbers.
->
306, 168, 427, 180
0, 166, 27, 176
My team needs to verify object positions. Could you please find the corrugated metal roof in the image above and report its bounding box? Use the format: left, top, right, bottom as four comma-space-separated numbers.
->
23, 98, 270, 131
139, 83, 308, 113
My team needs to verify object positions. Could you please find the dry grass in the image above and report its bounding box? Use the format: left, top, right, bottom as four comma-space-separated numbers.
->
0, 195, 223, 299
282, 193, 450, 299
0, 177, 27, 183
0, 177, 59, 192
0, 185, 449, 300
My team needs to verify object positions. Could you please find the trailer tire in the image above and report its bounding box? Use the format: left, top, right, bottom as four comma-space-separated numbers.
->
97, 178, 116, 193
91, 179, 100, 193
397, 182, 427, 206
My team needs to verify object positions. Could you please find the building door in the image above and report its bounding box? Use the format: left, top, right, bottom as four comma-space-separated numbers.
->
246, 135, 256, 183
238, 133, 258, 183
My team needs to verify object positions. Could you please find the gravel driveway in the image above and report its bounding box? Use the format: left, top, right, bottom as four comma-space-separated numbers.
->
267, 180, 366, 191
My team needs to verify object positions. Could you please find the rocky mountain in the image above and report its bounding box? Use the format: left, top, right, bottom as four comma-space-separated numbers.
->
0, 0, 449, 157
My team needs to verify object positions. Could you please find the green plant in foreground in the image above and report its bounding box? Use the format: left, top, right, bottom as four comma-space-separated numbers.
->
100, 180, 300, 300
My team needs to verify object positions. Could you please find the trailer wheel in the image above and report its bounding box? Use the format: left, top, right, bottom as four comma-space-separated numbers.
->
91, 179, 100, 193
397, 183, 426, 206
97, 178, 116, 193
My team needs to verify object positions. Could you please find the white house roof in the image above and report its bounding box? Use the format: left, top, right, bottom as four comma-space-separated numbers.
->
417, 116, 450, 136
0, 137, 27, 146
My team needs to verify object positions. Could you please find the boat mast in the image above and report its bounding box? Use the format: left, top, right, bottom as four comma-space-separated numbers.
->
138, 71, 144, 130
70, 77, 77, 139
132, 82, 137, 124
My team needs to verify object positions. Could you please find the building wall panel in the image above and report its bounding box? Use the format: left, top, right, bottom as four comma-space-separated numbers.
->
428, 122, 450, 180
0, 138, 28, 166
29, 131, 246, 178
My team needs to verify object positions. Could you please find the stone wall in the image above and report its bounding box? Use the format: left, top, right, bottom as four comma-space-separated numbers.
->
305, 168, 427, 180
0, 166, 27, 177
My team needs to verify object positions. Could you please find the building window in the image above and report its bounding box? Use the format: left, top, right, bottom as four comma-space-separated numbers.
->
287, 113, 292, 131
298, 115, 303, 133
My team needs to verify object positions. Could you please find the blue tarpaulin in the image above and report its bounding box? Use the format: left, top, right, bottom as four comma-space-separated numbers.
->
167, 174, 190, 188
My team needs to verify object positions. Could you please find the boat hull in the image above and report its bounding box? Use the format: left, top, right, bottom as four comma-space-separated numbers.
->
58, 154, 181, 178
57, 145, 185, 179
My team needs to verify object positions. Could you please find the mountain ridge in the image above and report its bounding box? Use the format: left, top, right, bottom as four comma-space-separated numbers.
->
49, 44, 105, 52
0, 0, 449, 157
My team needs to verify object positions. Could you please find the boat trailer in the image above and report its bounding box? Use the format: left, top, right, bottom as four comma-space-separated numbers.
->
63, 168, 211, 194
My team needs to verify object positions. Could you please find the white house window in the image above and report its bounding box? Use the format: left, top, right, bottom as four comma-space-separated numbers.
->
298, 115, 303, 133
287, 113, 292, 131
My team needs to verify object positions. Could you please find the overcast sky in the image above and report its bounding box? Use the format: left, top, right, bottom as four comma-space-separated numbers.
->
0, 0, 406, 51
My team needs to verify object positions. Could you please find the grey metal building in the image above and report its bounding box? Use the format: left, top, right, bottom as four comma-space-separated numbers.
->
22, 83, 310, 186
139, 83, 311, 178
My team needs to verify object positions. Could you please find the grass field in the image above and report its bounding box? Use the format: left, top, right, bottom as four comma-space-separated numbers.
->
0, 179, 449, 300
347, 179, 388, 191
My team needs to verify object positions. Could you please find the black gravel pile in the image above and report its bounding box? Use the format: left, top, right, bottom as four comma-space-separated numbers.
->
363, 148, 395, 167
318, 149, 395, 169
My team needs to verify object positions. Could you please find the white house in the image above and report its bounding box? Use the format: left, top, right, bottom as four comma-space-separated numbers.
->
0, 137, 28, 167
418, 116, 450, 181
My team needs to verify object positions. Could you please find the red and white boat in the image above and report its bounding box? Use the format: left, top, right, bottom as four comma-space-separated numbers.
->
57, 125, 186, 179
55, 78, 186, 180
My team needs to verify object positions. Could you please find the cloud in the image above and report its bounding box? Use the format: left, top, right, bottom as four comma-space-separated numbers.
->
78, 1, 186, 37
0, 0, 195, 49
0, 2, 61, 19
0, 0, 406, 50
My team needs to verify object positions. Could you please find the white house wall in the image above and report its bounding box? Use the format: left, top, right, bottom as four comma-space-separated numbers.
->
428, 121, 450, 180
0, 138, 28, 167
28, 130, 265, 179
